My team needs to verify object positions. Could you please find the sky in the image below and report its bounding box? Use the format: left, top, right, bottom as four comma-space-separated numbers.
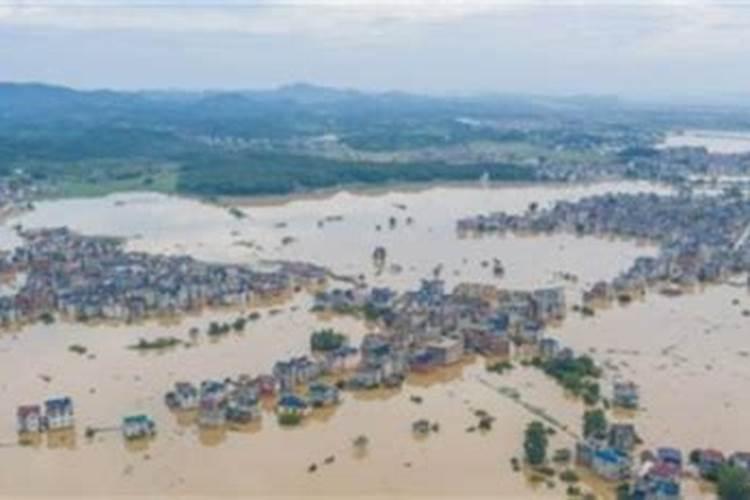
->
1, 0, 750, 98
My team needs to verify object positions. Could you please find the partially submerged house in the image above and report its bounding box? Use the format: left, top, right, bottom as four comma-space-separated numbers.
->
165, 381, 199, 411
273, 356, 323, 392
226, 386, 261, 424
122, 415, 156, 440
609, 423, 638, 453
591, 447, 632, 481
425, 337, 464, 366
633, 461, 681, 500
613, 381, 640, 409
576, 439, 631, 482
308, 383, 340, 408
44, 397, 74, 430
539, 337, 561, 359
277, 394, 309, 418
696, 448, 726, 478
198, 381, 228, 427
16, 405, 42, 434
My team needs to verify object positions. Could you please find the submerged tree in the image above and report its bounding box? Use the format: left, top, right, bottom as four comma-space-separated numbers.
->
310, 329, 347, 352
524, 421, 548, 466
583, 409, 607, 439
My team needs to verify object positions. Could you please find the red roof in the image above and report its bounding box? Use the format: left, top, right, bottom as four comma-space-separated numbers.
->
17, 405, 41, 418
649, 462, 679, 479
702, 449, 726, 462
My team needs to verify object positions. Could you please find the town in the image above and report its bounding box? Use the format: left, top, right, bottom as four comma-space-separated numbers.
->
457, 189, 750, 308
0, 227, 330, 326
13, 273, 750, 498
0, 175, 37, 219
157, 278, 568, 434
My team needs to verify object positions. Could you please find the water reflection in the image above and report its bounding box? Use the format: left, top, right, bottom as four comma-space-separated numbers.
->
198, 427, 227, 447
46, 428, 77, 450
124, 436, 155, 454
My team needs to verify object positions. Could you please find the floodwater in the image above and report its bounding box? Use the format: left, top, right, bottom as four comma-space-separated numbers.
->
1, 180, 745, 498
660, 129, 750, 154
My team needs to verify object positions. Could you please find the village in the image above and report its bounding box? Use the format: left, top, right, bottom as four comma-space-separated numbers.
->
457, 188, 750, 308
0, 227, 330, 326
12, 267, 750, 498
0, 175, 37, 219
533, 144, 750, 184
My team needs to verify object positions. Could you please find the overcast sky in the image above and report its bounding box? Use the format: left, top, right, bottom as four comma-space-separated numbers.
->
1, 0, 749, 98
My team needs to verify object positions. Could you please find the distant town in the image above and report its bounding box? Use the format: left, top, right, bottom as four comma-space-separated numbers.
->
458, 188, 750, 306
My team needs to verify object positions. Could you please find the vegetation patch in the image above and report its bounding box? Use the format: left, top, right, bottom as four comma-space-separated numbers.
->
532, 354, 602, 405
310, 328, 348, 352
128, 337, 183, 350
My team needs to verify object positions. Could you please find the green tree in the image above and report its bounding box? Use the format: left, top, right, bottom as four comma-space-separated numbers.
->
524, 421, 548, 466
310, 328, 347, 351
583, 409, 607, 439
718, 465, 750, 500
615, 482, 631, 500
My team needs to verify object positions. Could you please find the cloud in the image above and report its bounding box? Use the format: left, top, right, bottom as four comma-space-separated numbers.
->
0, 0, 506, 35
0, 0, 746, 41
1, 0, 749, 95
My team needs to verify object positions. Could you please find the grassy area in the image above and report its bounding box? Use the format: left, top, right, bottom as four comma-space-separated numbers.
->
52, 167, 179, 198
177, 150, 535, 196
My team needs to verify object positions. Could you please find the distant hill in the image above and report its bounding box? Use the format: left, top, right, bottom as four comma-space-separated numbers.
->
1, 82, 748, 197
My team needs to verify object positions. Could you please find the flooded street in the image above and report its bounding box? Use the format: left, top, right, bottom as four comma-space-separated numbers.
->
2, 180, 747, 497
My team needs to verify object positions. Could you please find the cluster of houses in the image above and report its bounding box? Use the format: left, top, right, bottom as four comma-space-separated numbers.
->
573, 402, 750, 499
16, 396, 158, 442
629, 447, 750, 499
0, 227, 329, 326
314, 280, 566, 385
575, 425, 684, 498
457, 190, 750, 304
628, 145, 750, 183
532, 143, 750, 183
164, 371, 342, 427
156, 278, 566, 429
16, 397, 75, 434
0, 176, 37, 219
632, 447, 684, 499
165, 377, 268, 427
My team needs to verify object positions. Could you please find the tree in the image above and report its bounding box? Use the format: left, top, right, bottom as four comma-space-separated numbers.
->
583, 409, 607, 439
615, 482, 631, 500
524, 421, 548, 466
232, 317, 247, 332
310, 329, 347, 352
718, 465, 750, 500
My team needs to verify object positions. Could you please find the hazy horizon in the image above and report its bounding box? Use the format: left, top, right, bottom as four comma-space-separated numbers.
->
2, 1, 750, 101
